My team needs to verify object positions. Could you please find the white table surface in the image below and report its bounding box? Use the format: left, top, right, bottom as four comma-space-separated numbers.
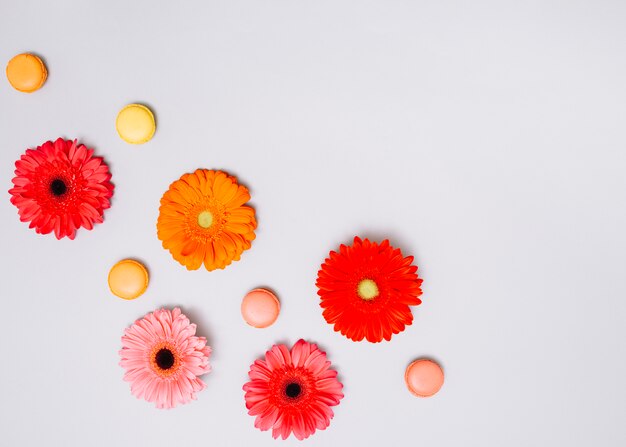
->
1, 1, 625, 446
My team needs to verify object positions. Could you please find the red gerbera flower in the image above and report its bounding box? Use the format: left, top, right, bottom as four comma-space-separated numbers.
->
243, 339, 344, 440
316, 236, 423, 343
9, 138, 114, 239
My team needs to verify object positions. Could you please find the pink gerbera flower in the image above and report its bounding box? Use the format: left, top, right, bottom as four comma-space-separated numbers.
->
119, 308, 212, 409
9, 138, 114, 239
243, 339, 344, 440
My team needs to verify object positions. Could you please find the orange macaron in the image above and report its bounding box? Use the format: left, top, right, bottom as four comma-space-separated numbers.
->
6, 53, 47, 93
108, 259, 149, 300
241, 288, 280, 328
405, 359, 445, 397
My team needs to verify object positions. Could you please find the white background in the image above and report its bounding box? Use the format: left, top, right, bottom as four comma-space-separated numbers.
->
1, 1, 625, 446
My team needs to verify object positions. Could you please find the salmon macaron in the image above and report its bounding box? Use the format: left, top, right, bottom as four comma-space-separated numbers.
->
405, 359, 445, 397
241, 288, 280, 328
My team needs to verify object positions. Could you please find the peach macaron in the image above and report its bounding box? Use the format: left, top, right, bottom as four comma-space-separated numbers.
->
241, 288, 280, 328
405, 359, 444, 397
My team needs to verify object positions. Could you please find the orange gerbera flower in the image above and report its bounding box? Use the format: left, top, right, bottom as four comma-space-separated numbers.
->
157, 169, 257, 271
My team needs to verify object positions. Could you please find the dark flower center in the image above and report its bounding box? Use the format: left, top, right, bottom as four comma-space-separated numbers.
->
285, 382, 302, 399
155, 348, 175, 370
50, 179, 67, 197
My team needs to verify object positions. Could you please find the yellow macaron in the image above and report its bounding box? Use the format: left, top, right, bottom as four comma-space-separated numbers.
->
116, 103, 156, 144
6, 53, 48, 93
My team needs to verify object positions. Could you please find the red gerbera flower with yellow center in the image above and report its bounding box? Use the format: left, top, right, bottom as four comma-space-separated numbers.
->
316, 236, 423, 343
243, 340, 344, 440
9, 138, 114, 239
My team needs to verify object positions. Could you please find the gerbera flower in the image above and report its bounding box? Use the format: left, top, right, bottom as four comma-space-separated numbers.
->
119, 307, 212, 409
316, 236, 423, 343
243, 339, 344, 440
157, 169, 257, 271
9, 138, 114, 239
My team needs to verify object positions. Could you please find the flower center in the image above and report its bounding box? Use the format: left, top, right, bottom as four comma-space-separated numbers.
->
197, 210, 214, 229
155, 348, 175, 370
49, 178, 67, 197
357, 279, 379, 300
285, 382, 302, 399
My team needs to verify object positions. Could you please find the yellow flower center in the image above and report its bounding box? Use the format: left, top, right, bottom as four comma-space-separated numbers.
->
357, 279, 379, 300
197, 210, 214, 229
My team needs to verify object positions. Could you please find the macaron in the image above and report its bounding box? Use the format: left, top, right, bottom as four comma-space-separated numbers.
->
405, 359, 444, 398
241, 288, 280, 328
115, 104, 156, 144
6, 53, 47, 93
108, 259, 149, 300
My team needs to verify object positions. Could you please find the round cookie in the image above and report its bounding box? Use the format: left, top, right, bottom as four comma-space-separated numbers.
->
108, 259, 149, 300
116, 104, 156, 144
6, 53, 47, 93
405, 359, 444, 398
241, 288, 280, 328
